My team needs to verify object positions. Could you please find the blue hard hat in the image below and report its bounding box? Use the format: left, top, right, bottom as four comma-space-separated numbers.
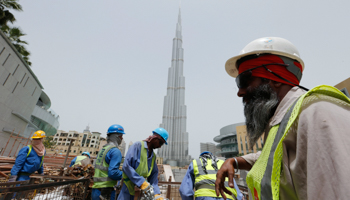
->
200, 151, 212, 156
152, 128, 169, 145
107, 124, 125, 135
82, 152, 90, 158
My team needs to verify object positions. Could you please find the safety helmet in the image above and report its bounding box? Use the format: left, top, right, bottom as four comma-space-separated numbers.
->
82, 152, 91, 158
107, 124, 125, 135
152, 128, 169, 145
200, 151, 212, 156
225, 37, 305, 78
31, 130, 46, 139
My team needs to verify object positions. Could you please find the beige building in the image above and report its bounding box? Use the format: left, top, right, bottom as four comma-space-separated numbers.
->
334, 77, 350, 97
214, 123, 264, 158
236, 124, 264, 156
48, 126, 102, 157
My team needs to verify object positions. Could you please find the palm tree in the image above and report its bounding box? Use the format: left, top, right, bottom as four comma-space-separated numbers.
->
0, 0, 22, 26
0, 1, 30, 66
1, 26, 31, 66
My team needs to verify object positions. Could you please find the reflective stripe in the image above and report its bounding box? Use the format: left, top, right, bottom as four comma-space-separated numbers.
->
194, 179, 230, 190
193, 158, 237, 199
260, 99, 298, 200
95, 165, 108, 171
195, 159, 217, 176
93, 177, 115, 182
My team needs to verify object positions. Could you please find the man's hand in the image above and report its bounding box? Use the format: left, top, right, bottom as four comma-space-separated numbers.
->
8, 175, 17, 182
215, 158, 236, 199
140, 181, 150, 190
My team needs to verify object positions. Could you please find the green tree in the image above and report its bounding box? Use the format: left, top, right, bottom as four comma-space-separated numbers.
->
0, 0, 22, 26
43, 136, 56, 149
1, 26, 31, 65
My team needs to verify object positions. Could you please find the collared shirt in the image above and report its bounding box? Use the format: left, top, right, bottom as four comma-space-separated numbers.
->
179, 162, 243, 200
241, 86, 350, 199
118, 141, 160, 200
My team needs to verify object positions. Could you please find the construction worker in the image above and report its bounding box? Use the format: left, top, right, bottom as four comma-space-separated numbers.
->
8, 130, 46, 182
179, 151, 243, 200
69, 152, 91, 167
215, 37, 350, 200
91, 124, 124, 200
118, 128, 169, 200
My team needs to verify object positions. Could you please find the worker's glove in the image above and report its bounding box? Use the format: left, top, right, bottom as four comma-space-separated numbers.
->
140, 181, 155, 200
8, 175, 17, 182
154, 194, 168, 200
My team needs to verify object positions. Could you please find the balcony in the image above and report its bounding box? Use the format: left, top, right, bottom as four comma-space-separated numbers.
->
30, 105, 60, 136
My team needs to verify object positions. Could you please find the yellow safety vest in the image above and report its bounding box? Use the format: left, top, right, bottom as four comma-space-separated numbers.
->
193, 158, 238, 199
246, 85, 350, 200
92, 145, 118, 188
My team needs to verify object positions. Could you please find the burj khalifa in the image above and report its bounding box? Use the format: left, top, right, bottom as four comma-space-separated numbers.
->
157, 9, 190, 167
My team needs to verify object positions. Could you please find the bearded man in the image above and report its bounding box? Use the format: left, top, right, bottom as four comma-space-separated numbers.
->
215, 37, 350, 200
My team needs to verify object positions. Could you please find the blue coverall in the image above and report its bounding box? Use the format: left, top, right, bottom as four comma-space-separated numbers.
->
179, 162, 243, 200
117, 141, 160, 200
69, 157, 77, 167
91, 147, 123, 200
10, 146, 44, 181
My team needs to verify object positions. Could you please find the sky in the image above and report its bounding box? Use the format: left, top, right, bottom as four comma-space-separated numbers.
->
12, 0, 350, 158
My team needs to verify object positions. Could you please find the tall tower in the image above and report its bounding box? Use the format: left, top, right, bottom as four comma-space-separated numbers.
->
158, 9, 189, 167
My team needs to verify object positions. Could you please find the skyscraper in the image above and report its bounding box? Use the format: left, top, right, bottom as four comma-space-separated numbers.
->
157, 9, 189, 167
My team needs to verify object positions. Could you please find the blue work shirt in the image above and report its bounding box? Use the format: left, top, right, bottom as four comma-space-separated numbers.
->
103, 147, 123, 181
118, 141, 160, 200
11, 146, 44, 176
69, 157, 77, 167
179, 162, 243, 200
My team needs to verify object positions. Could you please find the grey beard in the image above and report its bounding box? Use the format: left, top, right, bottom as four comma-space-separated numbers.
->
244, 83, 279, 149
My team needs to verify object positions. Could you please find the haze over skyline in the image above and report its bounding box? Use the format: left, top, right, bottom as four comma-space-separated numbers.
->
13, 0, 350, 158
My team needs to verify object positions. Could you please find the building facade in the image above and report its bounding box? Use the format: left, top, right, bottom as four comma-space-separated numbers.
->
200, 142, 219, 155
214, 123, 264, 159
49, 126, 101, 157
334, 77, 350, 97
0, 30, 59, 156
157, 9, 190, 167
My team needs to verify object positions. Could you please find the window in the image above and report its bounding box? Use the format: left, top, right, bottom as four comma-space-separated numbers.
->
64, 150, 67, 152
80, 151, 82, 153
74, 150, 76, 153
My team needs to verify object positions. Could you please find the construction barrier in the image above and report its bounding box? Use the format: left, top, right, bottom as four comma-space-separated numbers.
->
0, 176, 90, 200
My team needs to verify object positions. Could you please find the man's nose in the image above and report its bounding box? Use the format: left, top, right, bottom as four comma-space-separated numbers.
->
237, 87, 246, 97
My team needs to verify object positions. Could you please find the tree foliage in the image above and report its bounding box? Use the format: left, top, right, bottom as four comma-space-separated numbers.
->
0, 0, 31, 66
43, 136, 56, 149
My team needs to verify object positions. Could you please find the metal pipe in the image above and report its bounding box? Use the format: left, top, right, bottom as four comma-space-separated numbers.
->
63, 138, 75, 167
8, 132, 20, 157
1, 130, 14, 156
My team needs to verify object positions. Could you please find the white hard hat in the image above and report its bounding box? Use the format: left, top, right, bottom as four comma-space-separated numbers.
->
225, 37, 305, 78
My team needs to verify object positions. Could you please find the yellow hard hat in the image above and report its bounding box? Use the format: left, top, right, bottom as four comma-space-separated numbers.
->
31, 130, 46, 139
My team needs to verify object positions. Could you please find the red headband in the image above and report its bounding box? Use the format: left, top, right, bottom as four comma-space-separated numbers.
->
238, 54, 303, 86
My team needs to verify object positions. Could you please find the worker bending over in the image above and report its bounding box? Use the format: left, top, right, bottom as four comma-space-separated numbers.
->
69, 152, 91, 167
118, 128, 169, 200
8, 130, 46, 182
180, 151, 242, 200
92, 124, 124, 200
